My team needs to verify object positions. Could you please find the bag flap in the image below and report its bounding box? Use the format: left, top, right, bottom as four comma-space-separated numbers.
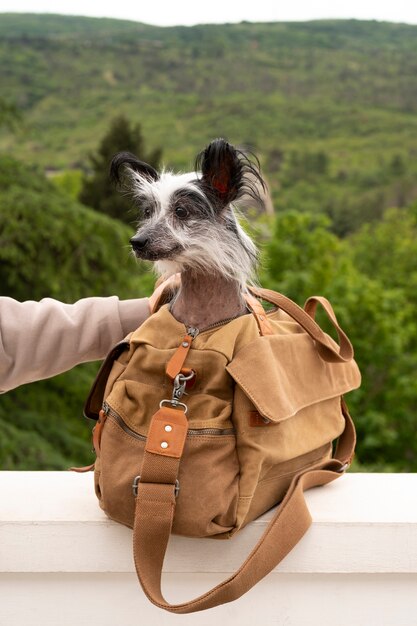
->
226, 333, 361, 423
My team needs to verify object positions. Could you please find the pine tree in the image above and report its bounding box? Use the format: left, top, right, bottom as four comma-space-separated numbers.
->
79, 115, 162, 223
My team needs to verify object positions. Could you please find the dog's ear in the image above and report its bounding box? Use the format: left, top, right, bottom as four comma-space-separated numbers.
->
196, 139, 243, 208
110, 151, 159, 186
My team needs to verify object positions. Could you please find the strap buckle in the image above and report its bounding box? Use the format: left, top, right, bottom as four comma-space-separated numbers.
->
132, 475, 180, 498
159, 398, 188, 414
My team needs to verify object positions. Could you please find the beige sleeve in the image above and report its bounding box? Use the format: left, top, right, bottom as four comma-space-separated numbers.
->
0, 296, 151, 393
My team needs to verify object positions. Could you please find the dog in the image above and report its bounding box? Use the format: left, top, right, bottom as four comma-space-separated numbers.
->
110, 138, 266, 331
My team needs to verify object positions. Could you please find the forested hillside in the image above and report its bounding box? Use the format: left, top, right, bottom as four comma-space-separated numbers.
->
0, 14, 416, 471
1, 15, 417, 233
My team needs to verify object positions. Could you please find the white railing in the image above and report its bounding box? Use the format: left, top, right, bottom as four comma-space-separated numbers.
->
0, 471, 416, 625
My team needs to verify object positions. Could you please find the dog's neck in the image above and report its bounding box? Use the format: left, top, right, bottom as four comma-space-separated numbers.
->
170, 272, 247, 331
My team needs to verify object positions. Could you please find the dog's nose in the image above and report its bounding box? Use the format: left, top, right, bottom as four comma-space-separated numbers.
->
130, 234, 149, 250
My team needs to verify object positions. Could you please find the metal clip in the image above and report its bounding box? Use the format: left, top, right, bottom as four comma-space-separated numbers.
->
159, 370, 195, 411
132, 475, 180, 498
172, 373, 187, 403
159, 398, 188, 413
172, 370, 194, 402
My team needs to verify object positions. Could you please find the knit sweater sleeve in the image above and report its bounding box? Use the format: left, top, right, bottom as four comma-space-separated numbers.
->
0, 296, 150, 393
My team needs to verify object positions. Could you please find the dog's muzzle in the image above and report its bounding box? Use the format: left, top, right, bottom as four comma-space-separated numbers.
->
130, 234, 149, 254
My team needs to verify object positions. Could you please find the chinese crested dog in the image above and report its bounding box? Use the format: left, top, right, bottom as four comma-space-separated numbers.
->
110, 138, 266, 330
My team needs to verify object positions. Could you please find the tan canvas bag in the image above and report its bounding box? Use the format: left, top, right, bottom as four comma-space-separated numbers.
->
82, 284, 361, 613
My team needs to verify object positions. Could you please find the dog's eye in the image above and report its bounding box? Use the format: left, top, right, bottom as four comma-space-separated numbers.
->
175, 206, 188, 219
143, 208, 152, 218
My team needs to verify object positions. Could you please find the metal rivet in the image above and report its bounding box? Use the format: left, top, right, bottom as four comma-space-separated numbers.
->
259, 315, 264, 321
182, 341, 189, 348
161, 441, 169, 449
165, 425, 172, 432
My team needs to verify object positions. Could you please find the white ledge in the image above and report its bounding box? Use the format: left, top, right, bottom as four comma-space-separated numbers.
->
1, 472, 417, 626
1, 471, 417, 574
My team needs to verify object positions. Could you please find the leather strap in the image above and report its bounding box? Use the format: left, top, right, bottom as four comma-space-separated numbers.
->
166, 335, 194, 380
92, 409, 107, 457
248, 287, 354, 363
243, 293, 274, 336
69, 462, 95, 473
132, 400, 356, 613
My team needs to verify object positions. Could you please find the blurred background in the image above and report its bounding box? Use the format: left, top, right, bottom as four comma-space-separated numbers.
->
0, 4, 416, 472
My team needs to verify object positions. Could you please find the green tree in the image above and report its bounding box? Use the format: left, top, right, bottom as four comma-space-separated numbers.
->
260, 210, 342, 298
0, 155, 155, 470
260, 209, 417, 472
0, 97, 21, 132
79, 115, 162, 224
0, 157, 153, 301
349, 205, 417, 310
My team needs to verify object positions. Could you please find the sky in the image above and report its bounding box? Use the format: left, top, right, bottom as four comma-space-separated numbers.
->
0, 0, 417, 27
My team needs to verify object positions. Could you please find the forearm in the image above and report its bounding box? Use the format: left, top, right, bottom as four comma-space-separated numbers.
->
0, 296, 150, 393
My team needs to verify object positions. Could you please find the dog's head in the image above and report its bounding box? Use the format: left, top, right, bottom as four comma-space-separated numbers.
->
110, 138, 265, 285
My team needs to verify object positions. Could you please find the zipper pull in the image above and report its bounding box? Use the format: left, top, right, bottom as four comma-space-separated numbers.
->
186, 326, 200, 340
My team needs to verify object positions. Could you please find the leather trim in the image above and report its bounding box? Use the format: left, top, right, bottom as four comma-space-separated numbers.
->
145, 406, 188, 459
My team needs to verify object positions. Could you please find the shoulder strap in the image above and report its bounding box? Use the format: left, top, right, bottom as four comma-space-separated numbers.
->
132, 401, 355, 614
247, 286, 354, 363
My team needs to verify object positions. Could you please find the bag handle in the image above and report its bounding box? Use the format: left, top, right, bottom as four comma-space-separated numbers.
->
132, 402, 355, 614
248, 286, 354, 363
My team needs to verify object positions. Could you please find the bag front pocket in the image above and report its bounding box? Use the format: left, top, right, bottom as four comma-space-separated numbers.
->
99, 407, 239, 537
105, 380, 234, 435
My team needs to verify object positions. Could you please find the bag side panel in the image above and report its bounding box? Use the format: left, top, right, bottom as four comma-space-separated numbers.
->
231, 385, 346, 530
239, 442, 332, 529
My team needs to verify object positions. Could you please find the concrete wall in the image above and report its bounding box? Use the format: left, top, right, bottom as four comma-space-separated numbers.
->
1, 471, 416, 625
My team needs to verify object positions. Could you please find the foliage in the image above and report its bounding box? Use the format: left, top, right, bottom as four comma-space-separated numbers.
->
52, 169, 83, 200
79, 115, 162, 223
0, 155, 155, 469
0, 155, 156, 301
0, 366, 97, 469
349, 205, 417, 311
0, 97, 22, 131
260, 209, 417, 472
1, 16, 417, 234
1, 155, 416, 471
0, 16, 416, 473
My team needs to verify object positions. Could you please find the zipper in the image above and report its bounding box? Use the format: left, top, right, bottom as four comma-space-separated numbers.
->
102, 402, 235, 438
188, 427, 235, 436
192, 314, 242, 335
184, 304, 276, 338
104, 402, 147, 441
186, 309, 253, 337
